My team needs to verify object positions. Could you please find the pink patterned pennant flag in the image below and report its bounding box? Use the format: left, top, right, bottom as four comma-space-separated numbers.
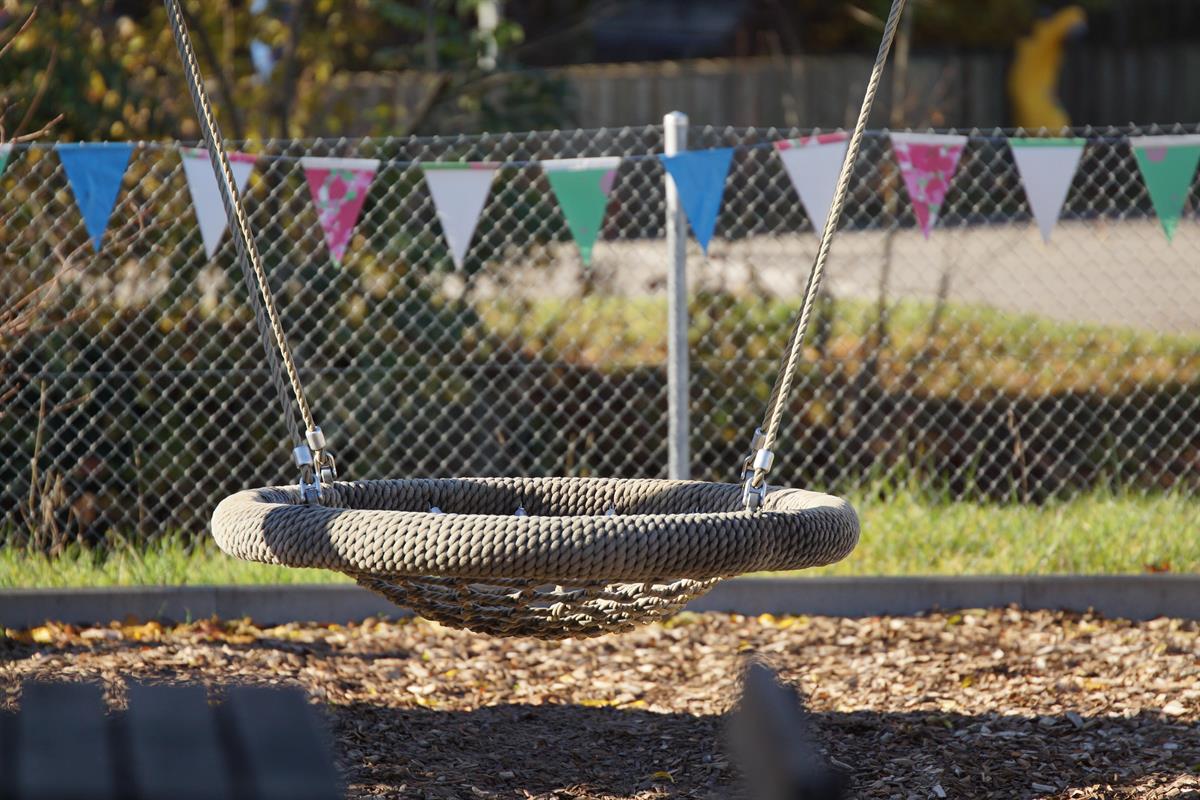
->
890, 133, 967, 238
301, 157, 380, 263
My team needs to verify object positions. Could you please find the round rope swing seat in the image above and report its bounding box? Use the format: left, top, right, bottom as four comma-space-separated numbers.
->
212, 477, 858, 637
164, 0, 906, 639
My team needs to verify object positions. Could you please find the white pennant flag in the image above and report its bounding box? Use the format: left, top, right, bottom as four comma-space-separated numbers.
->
181, 148, 257, 258
774, 132, 849, 234
1009, 138, 1085, 242
421, 163, 500, 268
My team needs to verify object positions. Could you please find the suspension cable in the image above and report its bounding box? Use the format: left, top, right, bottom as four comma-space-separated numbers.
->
742, 0, 908, 510
164, 0, 334, 500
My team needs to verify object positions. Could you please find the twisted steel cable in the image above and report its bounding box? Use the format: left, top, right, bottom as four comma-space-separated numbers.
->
164, 0, 317, 448
750, 0, 909, 494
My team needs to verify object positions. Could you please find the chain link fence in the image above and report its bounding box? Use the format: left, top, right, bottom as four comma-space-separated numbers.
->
3, 123, 1199, 548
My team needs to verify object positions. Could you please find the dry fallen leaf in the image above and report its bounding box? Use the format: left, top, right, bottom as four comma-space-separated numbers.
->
1162, 700, 1187, 717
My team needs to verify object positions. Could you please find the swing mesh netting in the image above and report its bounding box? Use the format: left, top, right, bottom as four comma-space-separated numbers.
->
352, 575, 721, 639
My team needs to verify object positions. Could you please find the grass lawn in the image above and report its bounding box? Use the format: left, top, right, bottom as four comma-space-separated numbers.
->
810, 488, 1198, 576
2, 489, 1195, 589
481, 295, 1200, 396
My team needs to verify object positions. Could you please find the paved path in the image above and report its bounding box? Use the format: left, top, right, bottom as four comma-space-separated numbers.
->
479, 219, 1200, 333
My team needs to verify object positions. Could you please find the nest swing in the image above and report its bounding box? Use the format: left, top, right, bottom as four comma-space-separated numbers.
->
164, 0, 907, 638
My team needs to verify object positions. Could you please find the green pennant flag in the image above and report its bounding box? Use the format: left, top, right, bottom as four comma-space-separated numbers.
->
1130, 135, 1200, 241
0, 143, 11, 176
542, 157, 621, 265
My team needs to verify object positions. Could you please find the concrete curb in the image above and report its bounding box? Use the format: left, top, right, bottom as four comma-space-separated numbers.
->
686, 575, 1200, 620
1, 575, 1197, 628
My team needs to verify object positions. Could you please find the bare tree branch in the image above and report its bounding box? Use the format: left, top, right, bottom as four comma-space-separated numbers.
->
13, 114, 63, 142
0, 4, 38, 60
275, 0, 309, 137
401, 72, 451, 136
844, 4, 883, 31
14, 44, 58, 138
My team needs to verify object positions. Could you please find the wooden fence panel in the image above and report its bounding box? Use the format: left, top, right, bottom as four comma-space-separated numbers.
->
312, 45, 1200, 134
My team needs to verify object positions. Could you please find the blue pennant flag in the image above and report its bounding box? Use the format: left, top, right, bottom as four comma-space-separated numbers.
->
57, 143, 134, 252
659, 147, 734, 253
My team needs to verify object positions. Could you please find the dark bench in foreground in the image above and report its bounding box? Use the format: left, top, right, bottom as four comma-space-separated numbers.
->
1, 665, 840, 800
0, 681, 341, 800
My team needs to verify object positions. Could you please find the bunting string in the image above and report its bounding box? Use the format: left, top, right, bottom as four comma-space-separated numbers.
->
18, 128, 1200, 261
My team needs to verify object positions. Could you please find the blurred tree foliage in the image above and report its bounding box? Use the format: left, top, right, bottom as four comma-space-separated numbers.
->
0, 0, 570, 141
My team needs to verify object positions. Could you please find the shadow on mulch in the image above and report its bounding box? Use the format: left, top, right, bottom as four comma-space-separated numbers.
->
819, 709, 1200, 799
334, 702, 1200, 799
334, 701, 726, 798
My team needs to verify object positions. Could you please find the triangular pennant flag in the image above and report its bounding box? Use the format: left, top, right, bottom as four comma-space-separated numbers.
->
1129, 135, 1200, 241
56, 142, 134, 252
890, 133, 967, 238
1009, 138, 1085, 242
658, 147, 734, 253
0, 143, 12, 176
774, 132, 849, 235
181, 148, 257, 258
542, 157, 621, 265
301, 157, 380, 263
421, 163, 500, 268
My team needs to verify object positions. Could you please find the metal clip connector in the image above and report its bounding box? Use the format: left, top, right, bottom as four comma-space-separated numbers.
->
293, 443, 315, 469
740, 436, 774, 512
294, 443, 322, 504
742, 479, 768, 512
318, 451, 338, 486
740, 427, 767, 480
295, 431, 337, 504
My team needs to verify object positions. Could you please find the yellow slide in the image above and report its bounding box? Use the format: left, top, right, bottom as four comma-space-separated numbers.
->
1008, 6, 1088, 132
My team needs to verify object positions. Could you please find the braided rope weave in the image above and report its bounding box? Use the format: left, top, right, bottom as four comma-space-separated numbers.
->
212, 477, 858, 638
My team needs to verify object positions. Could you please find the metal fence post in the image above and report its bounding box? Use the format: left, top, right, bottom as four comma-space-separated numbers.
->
664, 111, 691, 481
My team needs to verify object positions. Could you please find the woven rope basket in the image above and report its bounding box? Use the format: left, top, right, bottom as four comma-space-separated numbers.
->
212, 477, 859, 638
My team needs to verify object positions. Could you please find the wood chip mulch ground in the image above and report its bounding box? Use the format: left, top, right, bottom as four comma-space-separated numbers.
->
2, 608, 1198, 799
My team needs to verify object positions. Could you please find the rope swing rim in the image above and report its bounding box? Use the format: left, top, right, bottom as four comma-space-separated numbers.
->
212, 476, 860, 583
